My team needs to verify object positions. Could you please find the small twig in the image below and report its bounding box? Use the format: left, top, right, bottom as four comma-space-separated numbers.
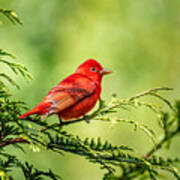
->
0, 137, 29, 148
129, 87, 173, 101
119, 129, 180, 179
144, 128, 180, 159
0, 121, 5, 139
48, 143, 145, 165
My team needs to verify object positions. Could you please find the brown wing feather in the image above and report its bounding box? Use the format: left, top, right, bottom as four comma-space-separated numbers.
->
44, 87, 94, 115
39, 74, 97, 116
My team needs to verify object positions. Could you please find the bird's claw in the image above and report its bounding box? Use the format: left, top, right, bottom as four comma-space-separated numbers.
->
58, 116, 64, 125
41, 113, 49, 120
83, 115, 90, 124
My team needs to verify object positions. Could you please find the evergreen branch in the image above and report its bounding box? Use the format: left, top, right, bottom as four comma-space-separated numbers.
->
0, 137, 28, 148
0, 59, 33, 80
0, 49, 16, 58
145, 101, 180, 159
128, 87, 173, 101
149, 92, 175, 112
118, 101, 180, 180
145, 128, 180, 159
0, 8, 22, 24
0, 72, 20, 89
0, 58, 33, 89
19, 162, 60, 180
94, 118, 156, 146
1, 74, 179, 180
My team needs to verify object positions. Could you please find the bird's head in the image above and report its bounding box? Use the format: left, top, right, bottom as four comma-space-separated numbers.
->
75, 59, 112, 82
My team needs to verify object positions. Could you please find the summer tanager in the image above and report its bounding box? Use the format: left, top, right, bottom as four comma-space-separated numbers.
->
19, 59, 111, 122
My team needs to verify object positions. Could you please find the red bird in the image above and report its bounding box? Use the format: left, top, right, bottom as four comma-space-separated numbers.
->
19, 59, 111, 122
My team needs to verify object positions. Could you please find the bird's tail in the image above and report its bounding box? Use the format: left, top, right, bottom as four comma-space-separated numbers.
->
19, 108, 39, 119
19, 101, 52, 119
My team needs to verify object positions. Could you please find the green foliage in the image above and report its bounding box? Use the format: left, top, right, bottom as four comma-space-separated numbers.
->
0, 8, 22, 24
1, 65, 180, 180
0, 49, 32, 89
19, 162, 60, 180
0, 5, 180, 180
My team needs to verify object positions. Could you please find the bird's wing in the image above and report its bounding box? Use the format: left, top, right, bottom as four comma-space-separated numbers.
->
43, 76, 96, 114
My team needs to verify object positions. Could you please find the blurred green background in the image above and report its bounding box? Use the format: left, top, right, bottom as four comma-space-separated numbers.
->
0, 0, 180, 179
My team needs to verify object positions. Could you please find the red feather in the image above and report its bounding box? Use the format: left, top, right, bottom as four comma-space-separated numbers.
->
19, 59, 111, 121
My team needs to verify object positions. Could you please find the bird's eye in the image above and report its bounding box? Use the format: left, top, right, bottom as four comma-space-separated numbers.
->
90, 67, 96, 72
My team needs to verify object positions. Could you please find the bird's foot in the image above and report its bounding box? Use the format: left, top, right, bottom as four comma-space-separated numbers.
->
83, 115, 90, 124
41, 113, 49, 120
58, 116, 64, 125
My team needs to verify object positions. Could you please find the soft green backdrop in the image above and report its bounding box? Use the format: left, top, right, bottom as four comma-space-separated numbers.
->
0, 0, 180, 179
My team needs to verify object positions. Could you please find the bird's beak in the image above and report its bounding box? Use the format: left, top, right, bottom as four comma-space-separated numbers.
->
100, 68, 112, 75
